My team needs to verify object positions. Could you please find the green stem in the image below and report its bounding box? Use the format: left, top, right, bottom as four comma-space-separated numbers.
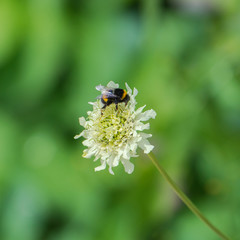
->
148, 152, 231, 240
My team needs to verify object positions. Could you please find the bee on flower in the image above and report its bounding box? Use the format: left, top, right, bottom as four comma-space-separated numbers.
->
74, 81, 156, 175
96, 84, 130, 111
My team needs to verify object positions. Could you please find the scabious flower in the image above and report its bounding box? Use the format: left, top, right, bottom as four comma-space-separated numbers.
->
74, 81, 156, 175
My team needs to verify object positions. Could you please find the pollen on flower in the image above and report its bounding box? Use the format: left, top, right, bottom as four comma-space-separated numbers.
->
74, 81, 156, 175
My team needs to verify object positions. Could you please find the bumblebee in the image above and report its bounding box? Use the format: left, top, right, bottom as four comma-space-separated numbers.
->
96, 85, 130, 110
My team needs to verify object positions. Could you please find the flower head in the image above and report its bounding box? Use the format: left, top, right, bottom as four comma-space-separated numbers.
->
74, 81, 156, 175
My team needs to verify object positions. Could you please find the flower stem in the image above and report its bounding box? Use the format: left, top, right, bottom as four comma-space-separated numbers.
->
147, 152, 231, 240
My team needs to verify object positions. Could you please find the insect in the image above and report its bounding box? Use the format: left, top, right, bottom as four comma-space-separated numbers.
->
96, 85, 130, 111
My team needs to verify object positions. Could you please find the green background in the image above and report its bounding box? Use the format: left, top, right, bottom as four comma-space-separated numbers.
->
0, 0, 239, 239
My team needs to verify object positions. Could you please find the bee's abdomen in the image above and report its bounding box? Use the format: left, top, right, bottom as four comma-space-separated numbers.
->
114, 89, 124, 99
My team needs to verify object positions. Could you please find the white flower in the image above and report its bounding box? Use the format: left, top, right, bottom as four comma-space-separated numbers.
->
74, 81, 156, 175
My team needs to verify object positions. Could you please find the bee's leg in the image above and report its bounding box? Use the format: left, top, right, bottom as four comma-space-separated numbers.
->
101, 105, 107, 115
115, 104, 118, 111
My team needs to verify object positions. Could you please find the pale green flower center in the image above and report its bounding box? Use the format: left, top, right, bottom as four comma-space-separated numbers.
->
89, 103, 133, 148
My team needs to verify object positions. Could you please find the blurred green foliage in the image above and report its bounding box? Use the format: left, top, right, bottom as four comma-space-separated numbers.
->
0, 0, 240, 239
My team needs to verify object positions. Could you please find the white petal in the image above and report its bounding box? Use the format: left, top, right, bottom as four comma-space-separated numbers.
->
83, 149, 93, 158
112, 155, 120, 167
138, 138, 154, 153
135, 122, 150, 131
108, 166, 114, 175
79, 117, 86, 127
82, 139, 94, 147
88, 101, 96, 105
129, 142, 138, 152
74, 131, 84, 139
95, 161, 107, 172
139, 132, 152, 138
74, 129, 90, 139
140, 143, 154, 153
74, 133, 81, 139
138, 109, 156, 121
133, 88, 138, 97
107, 81, 119, 88
125, 82, 132, 95
135, 105, 146, 115
123, 148, 130, 159
121, 159, 134, 174
118, 145, 131, 160
104, 154, 116, 175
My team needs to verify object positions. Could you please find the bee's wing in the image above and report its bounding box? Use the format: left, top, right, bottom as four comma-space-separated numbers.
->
96, 85, 104, 91
95, 85, 118, 100
96, 85, 114, 92
95, 91, 117, 100
96, 85, 107, 92
104, 91, 118, 99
